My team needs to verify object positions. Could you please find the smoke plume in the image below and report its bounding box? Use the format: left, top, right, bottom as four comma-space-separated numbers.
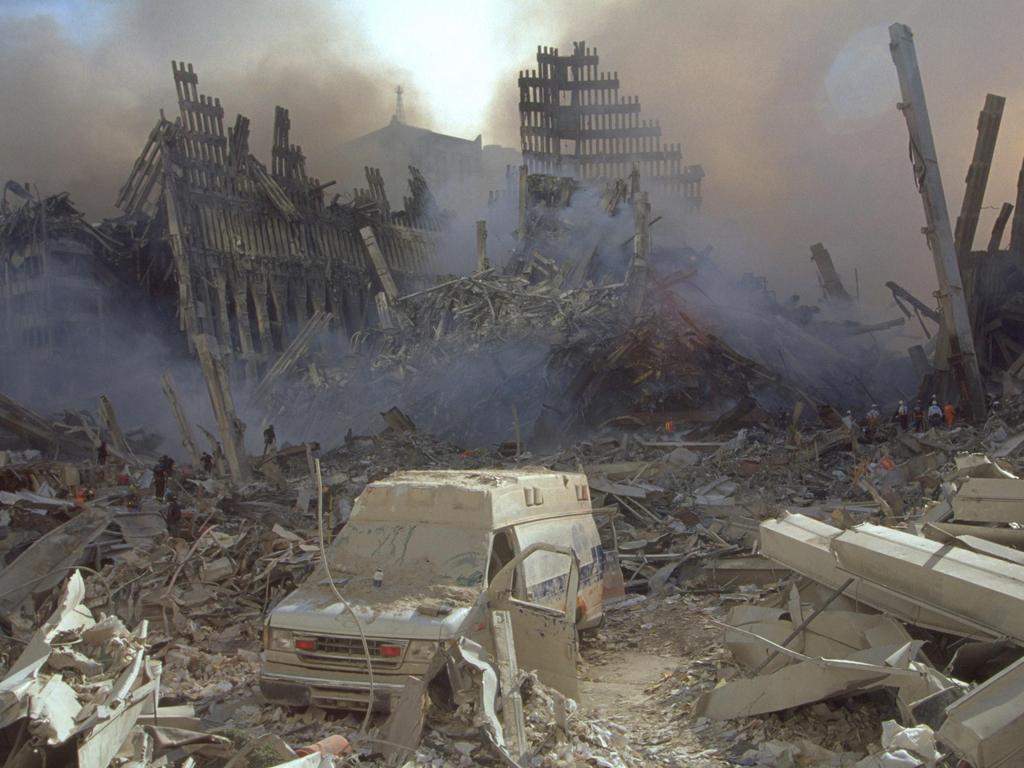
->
0, 0, 423, 218
485, 0, 1024, 306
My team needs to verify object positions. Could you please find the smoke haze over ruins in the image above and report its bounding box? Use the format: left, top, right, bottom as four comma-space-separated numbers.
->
3, 0, 1024, 304
4, 8, 1024, 761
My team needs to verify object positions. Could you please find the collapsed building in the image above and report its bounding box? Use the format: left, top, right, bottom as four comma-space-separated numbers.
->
1, 61, 446, 398
3, 50, 916, 454
0, 188, 130, 396
116, 62, 446, 379
2, 24, 1024, 768
519, 41, 705, 211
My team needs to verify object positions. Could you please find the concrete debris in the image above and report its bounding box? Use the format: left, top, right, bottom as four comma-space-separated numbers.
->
2, 376, 1023, 765
0, 387, 1018, 764
6, 22, 1024, 768
951, 476, 1024, 522
0, 571, 167, 766
938, 655, 1024, 767
855, 721, 941, 767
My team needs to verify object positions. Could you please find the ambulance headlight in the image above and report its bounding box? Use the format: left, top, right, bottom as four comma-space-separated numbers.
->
406, 640, 439, 663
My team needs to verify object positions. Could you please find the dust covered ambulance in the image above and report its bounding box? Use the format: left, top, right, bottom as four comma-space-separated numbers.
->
260, 469, 605, 711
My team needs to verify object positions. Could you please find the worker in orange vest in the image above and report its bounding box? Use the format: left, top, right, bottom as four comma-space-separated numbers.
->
943, 401, 956, 429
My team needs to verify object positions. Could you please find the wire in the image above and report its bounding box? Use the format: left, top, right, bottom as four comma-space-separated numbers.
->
315, 458, 376, 732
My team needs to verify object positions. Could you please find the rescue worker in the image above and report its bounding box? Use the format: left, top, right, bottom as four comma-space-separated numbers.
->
97, 441, 108, 466
842, 409, 859, 435
153, 454, 174, 498
866, 404, 881, 435
164, 492, 183, 538
927, 398, 943, 429
153, 459, 167, 499
201, 451, 214, 475
944, 401, 956, 429
913, 401, 926, 432
896, 400, 909, 431
263, 424, 277, 456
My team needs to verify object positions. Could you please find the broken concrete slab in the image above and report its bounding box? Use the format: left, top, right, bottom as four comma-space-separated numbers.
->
724, 600, 913, 678
760, 513, 986, 638
695, 636, 924, 720
924, 521, 1024, 548
938, 655, 1024, 767
831, 521, 1024, 644
953, 453, 1018, 480
703, 555, 791, 588
0, 506, 111, 615
954, 534, 1024, 566
951, 477, 1024, 523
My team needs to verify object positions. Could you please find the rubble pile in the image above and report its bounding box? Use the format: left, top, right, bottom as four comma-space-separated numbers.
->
1, 377, 1024, 766
249, 155, 942, 456
5, 22, 1024, 768
0, 571, 228, 766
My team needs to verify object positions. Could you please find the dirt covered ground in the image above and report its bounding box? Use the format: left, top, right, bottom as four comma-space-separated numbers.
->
578, 590, 901, 767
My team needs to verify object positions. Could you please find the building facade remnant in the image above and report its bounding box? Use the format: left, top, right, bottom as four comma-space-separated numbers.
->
115, 62, 443, 378
889, 23, 987, 421
519, 41, 704, 210
0, 189, 122, 373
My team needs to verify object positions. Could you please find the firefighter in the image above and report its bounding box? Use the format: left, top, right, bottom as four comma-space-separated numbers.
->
153, 454, 174, 498
153, 459, 167, 499
164, 492, 183, 538
263, 424, 277, 456
866, 404, 881, 434
944, 401, 956, 429
201, 451, 214, 475
913, 401, 926, 432
896, 400, 909, 431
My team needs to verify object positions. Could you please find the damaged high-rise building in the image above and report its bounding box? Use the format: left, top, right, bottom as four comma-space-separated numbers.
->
519, 41, 704, 210
0, 187, 124, 372
1, 62, 445, 391
116, 62, 444, 377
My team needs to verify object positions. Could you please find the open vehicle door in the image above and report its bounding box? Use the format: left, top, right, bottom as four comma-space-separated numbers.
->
486, 543, 579, 700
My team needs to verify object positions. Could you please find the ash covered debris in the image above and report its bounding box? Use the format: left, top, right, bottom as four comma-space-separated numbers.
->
1, 60, 447, 422
3, 375, 1024, 765
4, 19, 1024, 768
258, 163, 919, 449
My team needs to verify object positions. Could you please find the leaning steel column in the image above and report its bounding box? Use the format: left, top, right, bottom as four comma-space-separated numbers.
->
517, 164, 529, 241
475, 220, 490, 271
194, 334, 250, 483
624, 190, 650, 318
160, 372, 202, 467
889, 23, 987, 421
954, 94, 1004, 309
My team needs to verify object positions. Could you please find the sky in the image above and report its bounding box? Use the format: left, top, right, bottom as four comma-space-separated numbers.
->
2, 0, 1024, 306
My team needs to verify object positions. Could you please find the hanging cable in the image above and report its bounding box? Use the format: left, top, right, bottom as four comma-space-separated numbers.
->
315, 458, 376, 731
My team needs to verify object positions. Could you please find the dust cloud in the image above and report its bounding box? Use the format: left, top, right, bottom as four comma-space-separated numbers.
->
1, 1, 1019, 449
0, 0, 419, 218
484, 0, 1024, 306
